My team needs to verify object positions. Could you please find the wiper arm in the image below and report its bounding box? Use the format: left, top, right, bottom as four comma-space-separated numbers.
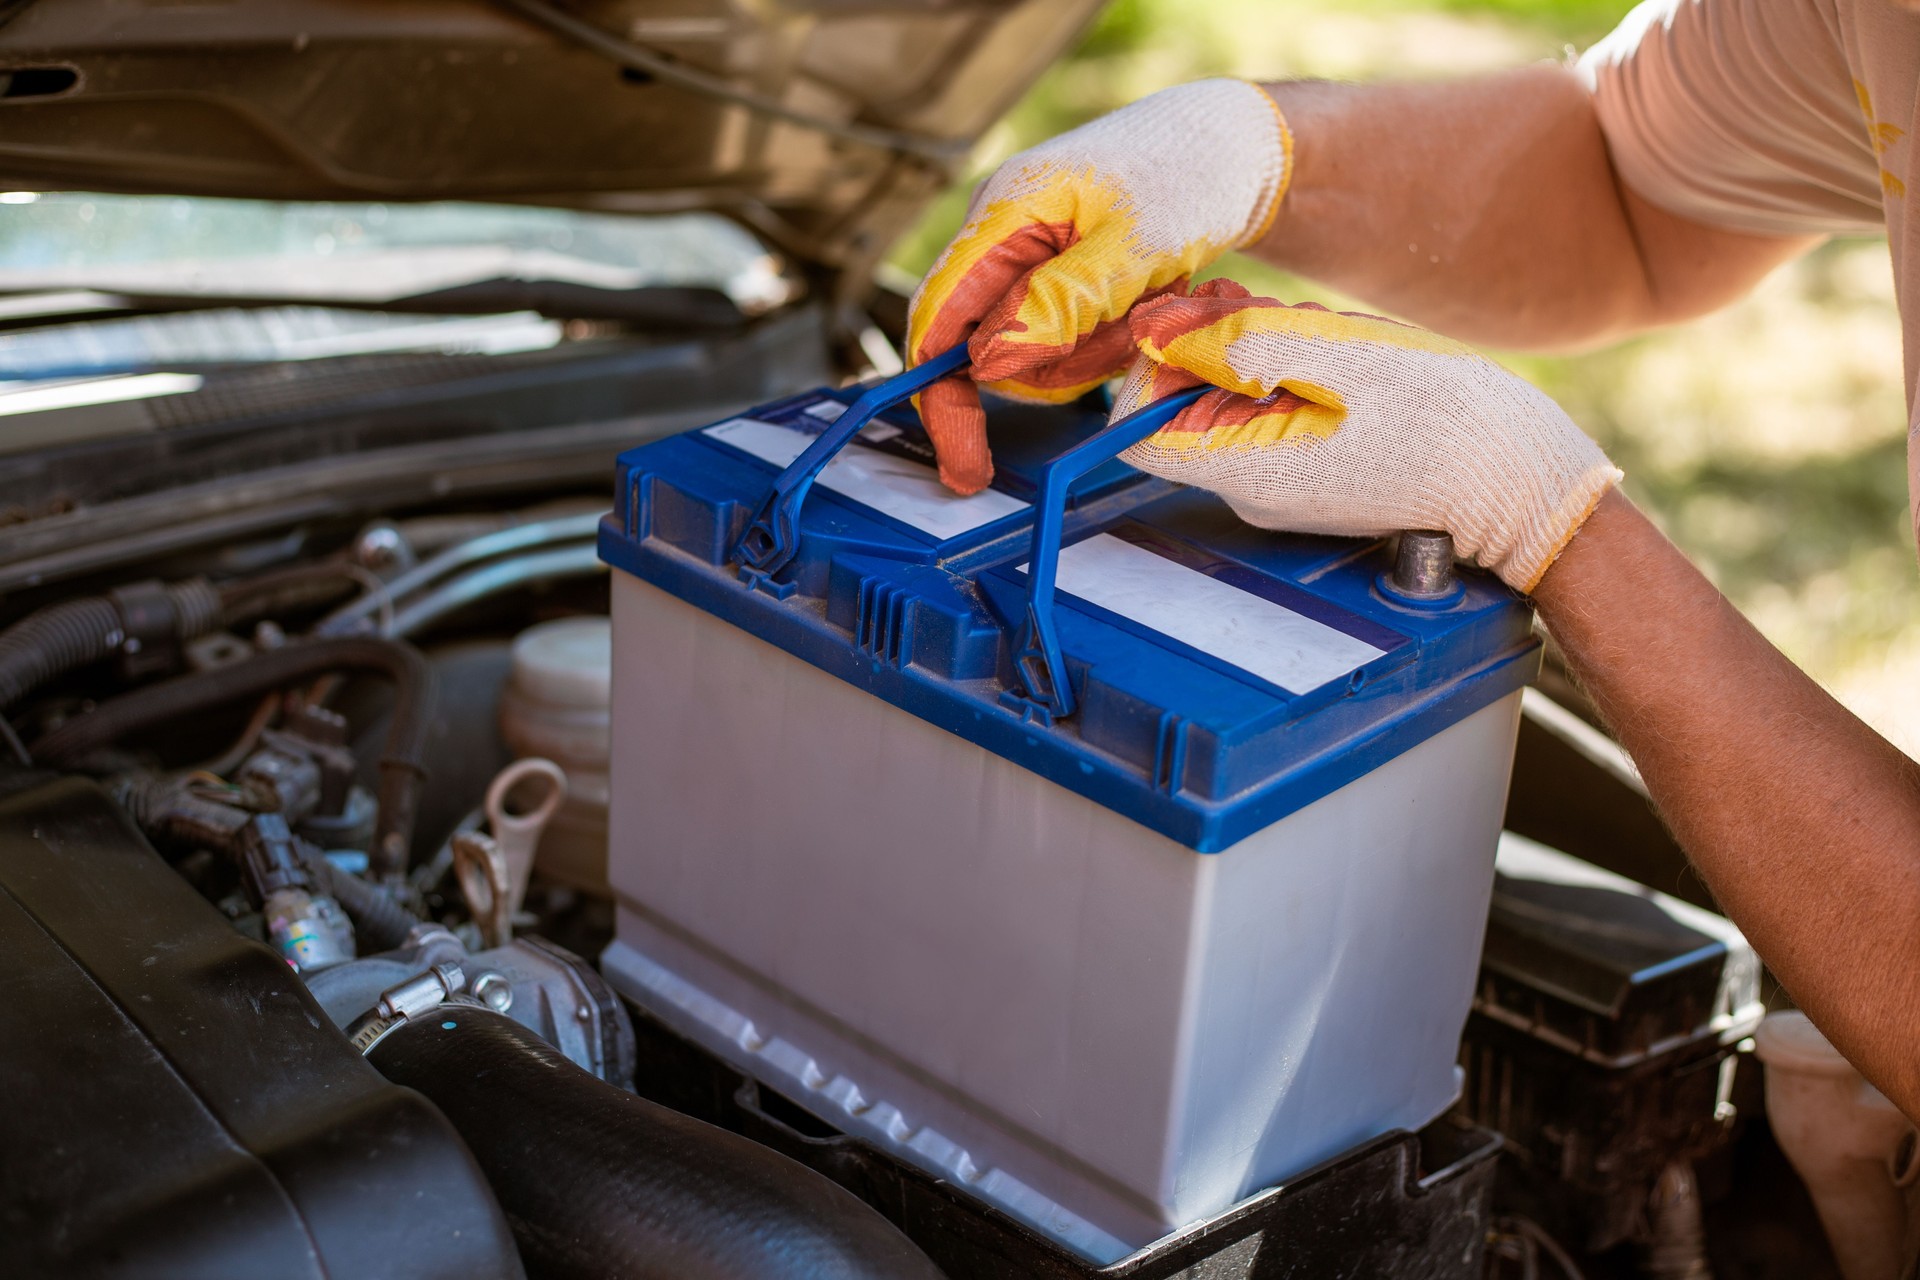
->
0, 281, 747, 328
376, 280, 746, 327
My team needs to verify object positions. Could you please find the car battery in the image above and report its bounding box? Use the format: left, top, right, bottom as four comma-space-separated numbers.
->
596, 347, 1541, 1262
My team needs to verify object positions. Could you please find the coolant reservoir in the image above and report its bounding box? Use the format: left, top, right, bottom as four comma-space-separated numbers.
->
499, 617, 610, 894
597, 378, 1538, 1263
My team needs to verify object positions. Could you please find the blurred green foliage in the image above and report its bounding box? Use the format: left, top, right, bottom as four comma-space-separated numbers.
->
1079, 0, 1627, 56
889, 0, 1611, 280
886, 0, 1920, 744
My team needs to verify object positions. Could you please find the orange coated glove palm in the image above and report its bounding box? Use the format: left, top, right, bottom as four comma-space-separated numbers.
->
906, 80, 1292, 494
1114, 281, 1622, 592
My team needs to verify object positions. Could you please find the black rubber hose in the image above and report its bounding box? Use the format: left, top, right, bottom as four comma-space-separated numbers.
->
0, 597, 116, 712
366, 1009, 949, 1280
0, 579, 220, 713
307, 853, 420, 952
32, 636, 434, 881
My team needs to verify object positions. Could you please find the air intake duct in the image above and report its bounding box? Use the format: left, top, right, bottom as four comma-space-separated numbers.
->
364, 1005, 947, 1280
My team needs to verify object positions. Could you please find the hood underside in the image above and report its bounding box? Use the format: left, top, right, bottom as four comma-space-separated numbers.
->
0, 0, 1102, 283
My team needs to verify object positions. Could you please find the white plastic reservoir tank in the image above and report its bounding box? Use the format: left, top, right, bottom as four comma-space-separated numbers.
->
499, 616, 611, 894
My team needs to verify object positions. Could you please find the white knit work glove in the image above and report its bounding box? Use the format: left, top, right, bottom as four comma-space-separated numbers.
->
906, 79, 1292, 493
1114, 281, 1622, 593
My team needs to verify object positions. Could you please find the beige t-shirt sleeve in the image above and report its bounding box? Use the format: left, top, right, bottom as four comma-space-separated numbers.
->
1579, 0, 1884, 237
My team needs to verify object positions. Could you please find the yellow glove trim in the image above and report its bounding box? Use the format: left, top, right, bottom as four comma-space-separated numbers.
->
1238, 85, 1294, 249
1141, 386, 1347, 453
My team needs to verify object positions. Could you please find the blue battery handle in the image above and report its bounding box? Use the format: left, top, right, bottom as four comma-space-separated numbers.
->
1008, 382, 1208, 721
733, 343, 972, 579
728, 339, 1206, 721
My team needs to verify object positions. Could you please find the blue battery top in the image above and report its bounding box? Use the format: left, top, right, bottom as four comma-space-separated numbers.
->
599, 367, 1539, 853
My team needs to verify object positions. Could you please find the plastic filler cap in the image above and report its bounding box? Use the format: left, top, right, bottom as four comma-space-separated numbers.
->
509, 618, 611, 709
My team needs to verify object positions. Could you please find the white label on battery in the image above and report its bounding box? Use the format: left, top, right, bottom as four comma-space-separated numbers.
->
705, 417, 1027, 540
798, 400, 903, 442
1048, 534, 1387, 694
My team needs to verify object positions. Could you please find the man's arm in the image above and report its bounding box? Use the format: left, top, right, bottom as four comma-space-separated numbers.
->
1254, 67, 1819, 349
1533, 491, 1920, 1119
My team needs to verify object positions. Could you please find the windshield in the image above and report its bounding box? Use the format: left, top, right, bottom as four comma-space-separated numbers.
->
0, 193, 798, 397
0, 194, 793, 311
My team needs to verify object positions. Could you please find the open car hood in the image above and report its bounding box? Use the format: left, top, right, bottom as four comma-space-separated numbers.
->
0, 0, 1102, 285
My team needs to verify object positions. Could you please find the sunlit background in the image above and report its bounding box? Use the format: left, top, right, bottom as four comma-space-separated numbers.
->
889, 0, 1918, 756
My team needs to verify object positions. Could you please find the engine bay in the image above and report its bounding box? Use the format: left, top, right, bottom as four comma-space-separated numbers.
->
0, 329, 1846, 1280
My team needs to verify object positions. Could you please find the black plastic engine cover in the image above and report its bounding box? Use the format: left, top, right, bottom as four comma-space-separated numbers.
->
0, 772, 524, 1280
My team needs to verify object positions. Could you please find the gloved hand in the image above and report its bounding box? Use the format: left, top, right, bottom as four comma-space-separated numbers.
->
906, 79, 1292, 494
1113, 281, 1622, 592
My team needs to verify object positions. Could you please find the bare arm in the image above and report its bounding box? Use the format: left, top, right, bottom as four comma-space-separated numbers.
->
1253, 67, 1820, 349
1533, 490, 1920, 1118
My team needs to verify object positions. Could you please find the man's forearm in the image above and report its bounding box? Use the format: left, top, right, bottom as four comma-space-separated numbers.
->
1533, 492, 1920, 1118
1253, 68, 1815, 349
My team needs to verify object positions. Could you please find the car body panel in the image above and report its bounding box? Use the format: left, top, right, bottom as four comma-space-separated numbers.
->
0, 0, 1103, 280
